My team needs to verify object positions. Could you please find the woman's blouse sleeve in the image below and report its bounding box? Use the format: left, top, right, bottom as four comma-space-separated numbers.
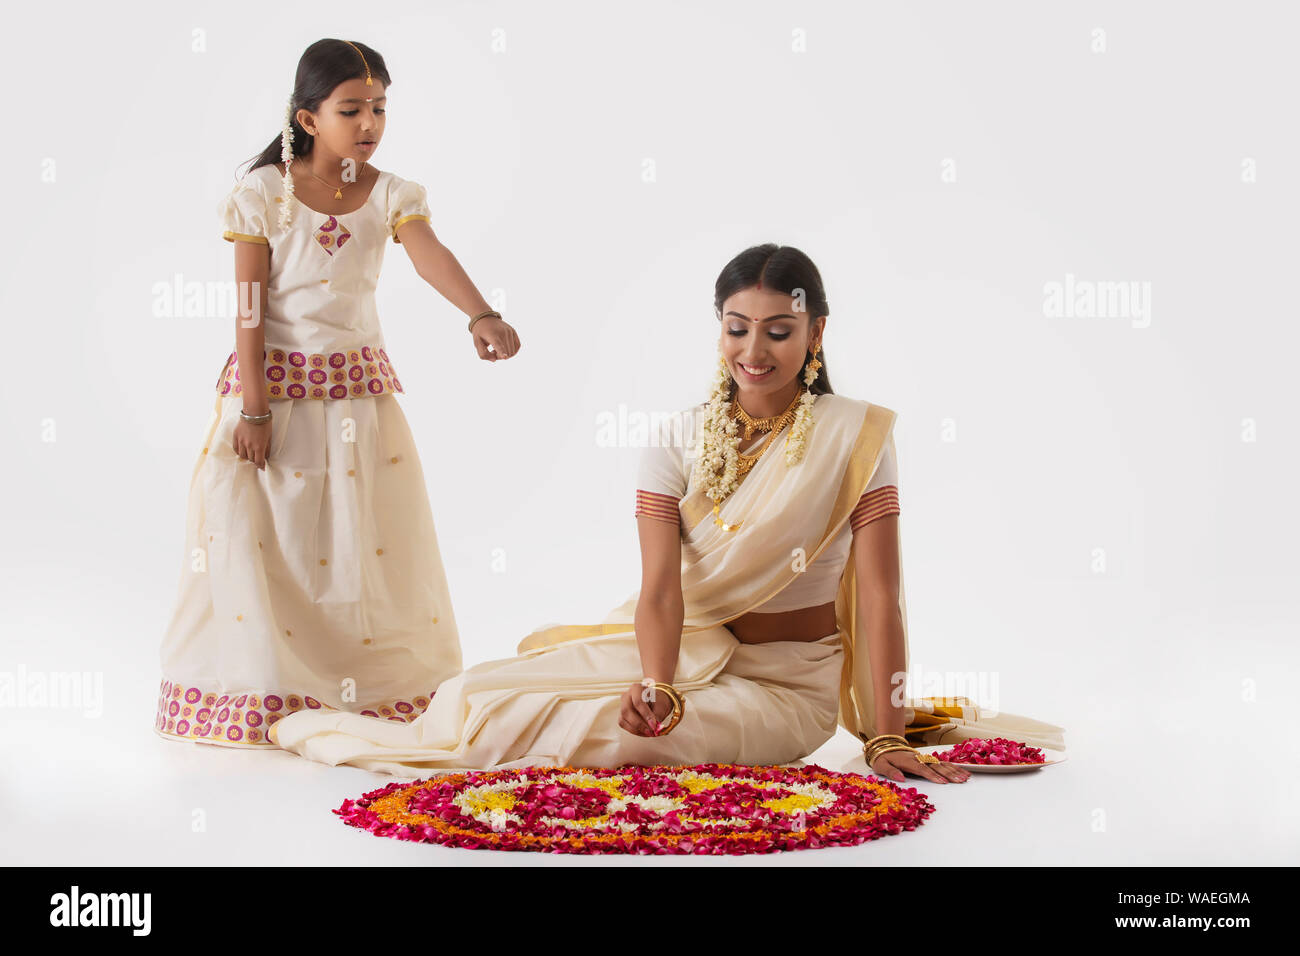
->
216, 175, 270, 245
850, 432, 901, 531
634, 413, 690, 526
387, 175, 432, 243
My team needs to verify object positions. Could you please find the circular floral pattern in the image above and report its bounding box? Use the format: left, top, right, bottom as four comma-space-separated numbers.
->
312, 216, 353, 256
217, 344, 404, 400
335, 763, 936, 854
155, 680, 436, 748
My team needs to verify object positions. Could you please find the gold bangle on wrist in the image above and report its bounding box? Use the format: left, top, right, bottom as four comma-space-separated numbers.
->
864, 739, 915, 764
468, 309, 501, 333
865, 742, 913, 763
862, 734, 909, 759
864, 739, 940, 768
862, 732, 944, 767
646, 681, 685, 735
863, 733, 909, 748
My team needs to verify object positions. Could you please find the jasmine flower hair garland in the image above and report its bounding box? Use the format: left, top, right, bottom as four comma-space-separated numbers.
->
278, 95, 297, 231
690, 346, 821, 529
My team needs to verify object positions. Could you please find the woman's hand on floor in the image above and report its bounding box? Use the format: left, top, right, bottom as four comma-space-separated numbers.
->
870, 749, 971, 784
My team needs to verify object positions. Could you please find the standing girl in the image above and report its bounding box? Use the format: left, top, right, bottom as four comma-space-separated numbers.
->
155, 39, 520, 748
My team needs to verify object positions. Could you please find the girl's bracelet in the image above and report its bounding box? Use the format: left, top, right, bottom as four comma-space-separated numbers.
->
468, 309, 501, 333
240, 409, 272, 425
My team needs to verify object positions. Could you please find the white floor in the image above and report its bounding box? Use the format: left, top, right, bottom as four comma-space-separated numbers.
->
4, 553, 1297, 866
5, 689, 1293, 866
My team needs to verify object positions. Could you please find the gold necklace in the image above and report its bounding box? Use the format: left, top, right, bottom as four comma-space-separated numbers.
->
731, 388, 803, 440
729, 389, 803, 478
293, 158, 368, 199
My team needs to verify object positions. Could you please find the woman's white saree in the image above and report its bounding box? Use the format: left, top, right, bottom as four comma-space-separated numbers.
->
270, 394, 1065, 775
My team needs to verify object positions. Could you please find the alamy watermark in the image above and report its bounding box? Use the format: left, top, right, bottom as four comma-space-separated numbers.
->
1043, 273, 1151, 328
595, 404, 705, 464
0, 666, 103, 718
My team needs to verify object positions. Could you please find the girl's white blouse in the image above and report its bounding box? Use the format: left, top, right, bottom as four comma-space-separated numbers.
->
213, 164, 432, 400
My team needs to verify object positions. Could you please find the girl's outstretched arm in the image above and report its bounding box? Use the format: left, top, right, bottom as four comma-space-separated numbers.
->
394, 219, 521, 362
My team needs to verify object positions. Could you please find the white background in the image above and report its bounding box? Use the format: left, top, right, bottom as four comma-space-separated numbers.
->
2, 0, 1296, 865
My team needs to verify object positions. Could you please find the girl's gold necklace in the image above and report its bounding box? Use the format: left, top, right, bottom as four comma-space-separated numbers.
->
291, 157, 369, 200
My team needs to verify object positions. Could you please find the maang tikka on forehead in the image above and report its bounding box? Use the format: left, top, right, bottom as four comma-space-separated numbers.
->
345, 40, 374, 86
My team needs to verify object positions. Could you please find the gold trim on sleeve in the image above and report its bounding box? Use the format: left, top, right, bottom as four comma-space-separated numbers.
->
222, 230, 269, 245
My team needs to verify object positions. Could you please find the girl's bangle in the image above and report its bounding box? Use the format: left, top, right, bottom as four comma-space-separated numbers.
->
240, 409, 272, 425
468, 309, 501, 333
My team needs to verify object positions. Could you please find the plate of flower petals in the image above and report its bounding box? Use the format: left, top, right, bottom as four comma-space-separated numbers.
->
914, 737, 1067, 774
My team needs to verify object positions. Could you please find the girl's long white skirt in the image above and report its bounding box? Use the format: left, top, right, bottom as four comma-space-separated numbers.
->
156, 392, 463, 748
269, 626, 846, 776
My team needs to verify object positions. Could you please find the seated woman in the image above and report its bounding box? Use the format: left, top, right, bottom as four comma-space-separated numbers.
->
270, 244, 1065, 780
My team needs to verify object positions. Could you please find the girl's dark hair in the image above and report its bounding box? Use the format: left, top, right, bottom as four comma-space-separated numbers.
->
713, 243, 833, 396
241, 39, 392, 177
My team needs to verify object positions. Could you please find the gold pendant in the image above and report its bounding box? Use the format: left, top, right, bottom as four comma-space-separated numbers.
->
712, 504, 742, 532
334, 188, 343, 199
730, 390, 802, 444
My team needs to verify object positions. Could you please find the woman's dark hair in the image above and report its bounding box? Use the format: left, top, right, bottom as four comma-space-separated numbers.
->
240, 39, 392, 177
713, 243, 833, 396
